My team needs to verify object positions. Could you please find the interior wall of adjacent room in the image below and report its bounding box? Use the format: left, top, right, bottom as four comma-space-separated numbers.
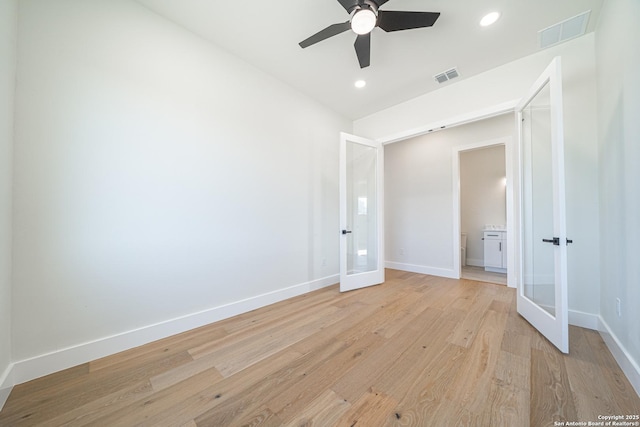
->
0, 0, 17, 409
460, 145, 506, 267
359, 33, 600, 320
595, 0, 640, 389
12, 0, 350, 364
384, 114, 513, 275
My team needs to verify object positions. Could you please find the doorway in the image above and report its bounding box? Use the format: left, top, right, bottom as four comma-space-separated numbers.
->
459, 144, 507, 285
452, 134, 516, 288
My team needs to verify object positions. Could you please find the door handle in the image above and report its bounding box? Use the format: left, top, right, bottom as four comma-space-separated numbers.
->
342, 230, 352, 235
542, 237, 560, 246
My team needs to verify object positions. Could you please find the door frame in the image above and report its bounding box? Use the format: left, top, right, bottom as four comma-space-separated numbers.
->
451, 137, 516, 288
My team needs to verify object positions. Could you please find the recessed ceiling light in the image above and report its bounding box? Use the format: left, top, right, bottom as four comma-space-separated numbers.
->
354, 80, 366, 88
480, 12, 500, 27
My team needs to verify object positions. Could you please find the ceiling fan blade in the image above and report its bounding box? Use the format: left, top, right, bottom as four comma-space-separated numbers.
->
371, 0, 389, 7
377, 11, 440, 32
337, 0, 359, 13
354, 33, 371, 68
299, 21, 351, 48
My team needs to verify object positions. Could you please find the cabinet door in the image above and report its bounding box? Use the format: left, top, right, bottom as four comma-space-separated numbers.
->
484, 238, 503, 268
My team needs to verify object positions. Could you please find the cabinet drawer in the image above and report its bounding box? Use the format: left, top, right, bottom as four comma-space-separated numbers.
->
483, 231, 503, 240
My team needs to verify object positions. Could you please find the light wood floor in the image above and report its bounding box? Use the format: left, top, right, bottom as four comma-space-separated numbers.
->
1, 269, 638, 426
462, 265, 508, 285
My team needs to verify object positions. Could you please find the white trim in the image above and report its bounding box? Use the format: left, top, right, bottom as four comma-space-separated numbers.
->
5, 275, 338, 389
385, 261, 458, 279
379, 100, 518, 146
568, 309, 599, 330
452, 137, 516, 288
0, 363, 13, 410
466, 258, 484, 267
598, 316, 640, 398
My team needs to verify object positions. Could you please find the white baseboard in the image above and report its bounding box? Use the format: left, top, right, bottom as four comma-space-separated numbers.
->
0, 363, 13, 411
466, 258, 484, 267
3, 274, 339, 399
568, 309, 599, 330
386, 261, 458, 279
598, 316, 640, 398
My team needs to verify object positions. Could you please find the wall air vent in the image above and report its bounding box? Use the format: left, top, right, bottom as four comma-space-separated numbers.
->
434, 67, 459, 84
539, 10, 591, 49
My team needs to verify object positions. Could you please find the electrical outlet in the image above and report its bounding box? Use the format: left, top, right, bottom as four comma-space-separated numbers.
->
616, 298, 622, 317
399, 248, 405, 256
321, 258, 327, 267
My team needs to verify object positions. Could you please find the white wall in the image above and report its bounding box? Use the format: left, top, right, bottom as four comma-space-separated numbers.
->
12, 0, 349, 374
384, 114, 513, 277
0, 0, 17, 409
596, 0, 640, 393
460, 145, 506, 266
360, 34, 600, 318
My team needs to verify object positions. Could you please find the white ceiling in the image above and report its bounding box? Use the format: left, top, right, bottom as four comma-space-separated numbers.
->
136, 0, 603, 120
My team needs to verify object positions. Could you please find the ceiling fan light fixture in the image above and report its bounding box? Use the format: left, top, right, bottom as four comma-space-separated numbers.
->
351, 8, 377, 35
480, 11, 500, 27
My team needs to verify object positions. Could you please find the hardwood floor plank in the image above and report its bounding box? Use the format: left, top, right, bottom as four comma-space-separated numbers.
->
383, 343, 467, 426
334, 388, 398, 427
501, 329, 533, 359
478, 379, 529, 427
494, 350, 530, 391
149, 353, 224, 391
445, 309, 509, 412
447, 289, 495, 348
205, 405, 284, 427
530, 347, 578, 426
282, 389, 351, 427
34, 380, 154, 427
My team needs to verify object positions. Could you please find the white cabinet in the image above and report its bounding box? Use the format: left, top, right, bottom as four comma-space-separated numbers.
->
484, 230, 507, 273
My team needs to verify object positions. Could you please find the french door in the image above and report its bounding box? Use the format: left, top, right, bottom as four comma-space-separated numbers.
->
339, 132, 384, 292
516, 57, 570, 353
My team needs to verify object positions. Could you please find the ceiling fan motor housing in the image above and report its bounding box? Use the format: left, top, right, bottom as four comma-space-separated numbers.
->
350, 2, 379, 34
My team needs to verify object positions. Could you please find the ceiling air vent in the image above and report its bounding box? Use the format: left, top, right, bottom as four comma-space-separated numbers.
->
434, 67, 459, 84
539, 10, 591, 49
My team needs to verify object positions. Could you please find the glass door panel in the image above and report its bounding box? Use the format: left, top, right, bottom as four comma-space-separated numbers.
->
522, 81, 556, 316
340, 133, 384, 292
346, 142, 378, 275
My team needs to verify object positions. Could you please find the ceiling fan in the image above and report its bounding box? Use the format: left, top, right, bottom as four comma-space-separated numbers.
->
299, 0, 440, 68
